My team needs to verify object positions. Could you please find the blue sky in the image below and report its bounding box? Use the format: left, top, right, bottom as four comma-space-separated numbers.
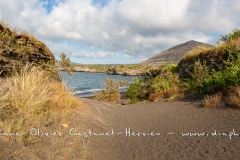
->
0, 0, 240, 64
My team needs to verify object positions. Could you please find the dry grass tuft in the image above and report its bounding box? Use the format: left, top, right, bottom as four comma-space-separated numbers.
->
0, 64, 83, 143
164, 87, 178, 99
148, 92, 162, 102
203, 93, 222, 108
225, 86, 240, 109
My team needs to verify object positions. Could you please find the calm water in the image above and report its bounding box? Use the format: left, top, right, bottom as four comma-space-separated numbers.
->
61, 71, 138, 97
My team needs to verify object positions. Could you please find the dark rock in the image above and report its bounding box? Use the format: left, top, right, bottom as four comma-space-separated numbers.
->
107, 67, 144, 76
177, 47, 237, 79
0, 24, 55, 77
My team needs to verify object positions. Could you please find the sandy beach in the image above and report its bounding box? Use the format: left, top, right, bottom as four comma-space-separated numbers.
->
74, 98, 240, 160
1, 97, 240, 160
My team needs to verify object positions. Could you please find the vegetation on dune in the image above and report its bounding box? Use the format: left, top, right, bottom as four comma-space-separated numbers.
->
126, 29, 240, 109
127, 63, 184, 103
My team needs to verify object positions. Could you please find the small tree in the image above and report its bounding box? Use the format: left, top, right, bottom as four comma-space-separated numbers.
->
94, 78, 127, 103
58, 52, 74, 76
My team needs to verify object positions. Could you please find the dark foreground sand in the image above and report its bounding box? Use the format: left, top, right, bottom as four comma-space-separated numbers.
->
1, 98, 240, 160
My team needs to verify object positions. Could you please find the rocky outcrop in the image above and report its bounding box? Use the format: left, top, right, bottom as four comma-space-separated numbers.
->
74, 67, 103, 73
73, 66, 145, 76
177, 45, 239, 79
107, 67, 144, 76
0, 23, 55, 77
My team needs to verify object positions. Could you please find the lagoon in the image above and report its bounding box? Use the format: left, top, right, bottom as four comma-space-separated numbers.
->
61, 71, 138, 97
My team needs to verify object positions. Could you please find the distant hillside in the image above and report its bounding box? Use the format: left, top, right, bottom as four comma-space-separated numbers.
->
143, 40, 214, 65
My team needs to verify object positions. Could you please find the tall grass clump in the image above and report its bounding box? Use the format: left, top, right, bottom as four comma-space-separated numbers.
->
203, 93, 222, 108
225, 86, 240, 109
0, 64, 82, 143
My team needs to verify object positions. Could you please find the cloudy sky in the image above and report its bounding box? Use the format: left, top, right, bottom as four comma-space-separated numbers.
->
0, 0, 239, 64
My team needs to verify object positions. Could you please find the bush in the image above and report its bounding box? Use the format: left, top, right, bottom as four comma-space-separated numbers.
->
149, 71, 180, 95
127, 70, 182, 103
219, 29, 240, 43
200, 53, 240, 94
185, 59, 210, 91
126, 79, 146, 104
0, 64, 83, 144
94, 78, 127, 103
203, 93, 222, 108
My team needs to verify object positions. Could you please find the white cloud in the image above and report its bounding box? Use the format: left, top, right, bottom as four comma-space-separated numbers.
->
118, 0, 191, 33
71, 51, 118, 59
0, 0, 239, 63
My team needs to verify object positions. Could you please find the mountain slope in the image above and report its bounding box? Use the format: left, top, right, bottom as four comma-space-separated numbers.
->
143, 40, 214, 64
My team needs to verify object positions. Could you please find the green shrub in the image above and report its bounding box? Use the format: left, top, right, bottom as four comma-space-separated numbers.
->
126, 79, 146, 104
219, 28, 240, 43
127, 70, 181, 103
150, 71, 180, 93
186, 59, 210, 91
200, 53, 240, 93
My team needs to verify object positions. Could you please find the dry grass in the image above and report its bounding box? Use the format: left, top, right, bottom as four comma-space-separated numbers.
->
181, 39, 240, 61
148, 92, 162, 102
164, 87, 178, 99
181, 46, 212, 61
0, 64, 83, 143
225, 86, 240, 109
203, 93, 222, 108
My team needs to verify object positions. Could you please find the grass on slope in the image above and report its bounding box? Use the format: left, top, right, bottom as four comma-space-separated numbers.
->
0, 64, 83, 144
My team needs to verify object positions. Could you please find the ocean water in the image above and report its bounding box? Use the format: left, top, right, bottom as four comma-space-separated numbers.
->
61, 71, 138, 97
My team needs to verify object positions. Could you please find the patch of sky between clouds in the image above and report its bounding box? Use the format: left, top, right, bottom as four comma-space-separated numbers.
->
91, 0, 111, 7
40, 0, 64, 13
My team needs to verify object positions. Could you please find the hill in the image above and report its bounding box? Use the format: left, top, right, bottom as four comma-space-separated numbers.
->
143, 40, 214, 65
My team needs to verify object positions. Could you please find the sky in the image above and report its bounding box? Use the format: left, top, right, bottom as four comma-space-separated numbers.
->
0, 0, 240, 64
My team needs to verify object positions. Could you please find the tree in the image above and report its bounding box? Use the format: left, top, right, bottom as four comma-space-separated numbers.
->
58, 52, 74, 76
